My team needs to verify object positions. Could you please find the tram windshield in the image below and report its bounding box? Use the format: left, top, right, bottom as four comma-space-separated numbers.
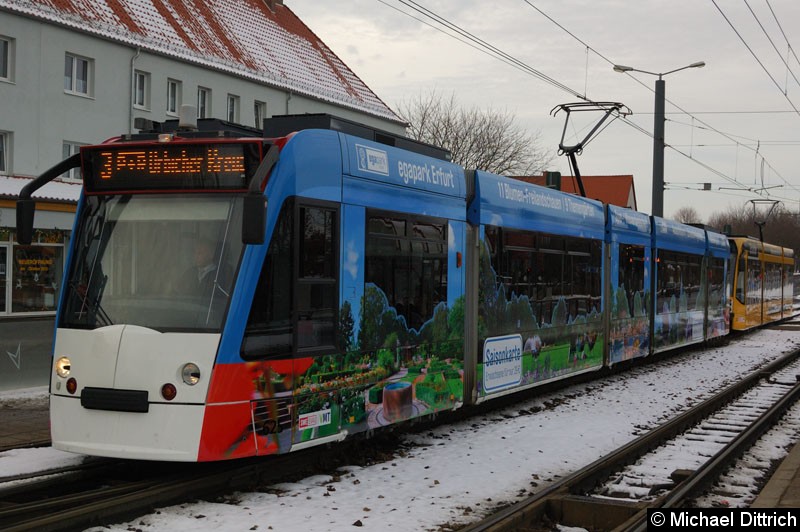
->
60, 194, 244, 332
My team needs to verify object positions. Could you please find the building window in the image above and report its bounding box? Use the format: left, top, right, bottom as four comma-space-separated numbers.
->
133, 70, 150, 109
197, 87, 211, 119
64, 53, 92, 95
227, 94, 239, 122
62, 142, 84, 180
167, 79, 181, 115
12, 244, 64, 313
0, 132, 10, 174
0, 36, 14, 82
254, 101, 266, 128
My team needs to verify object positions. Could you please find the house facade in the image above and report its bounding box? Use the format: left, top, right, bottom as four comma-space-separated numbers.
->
0, 0, 403, 321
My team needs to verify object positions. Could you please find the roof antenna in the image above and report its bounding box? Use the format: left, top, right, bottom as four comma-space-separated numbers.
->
550, 102, 630, 197
178, 105, 198, 131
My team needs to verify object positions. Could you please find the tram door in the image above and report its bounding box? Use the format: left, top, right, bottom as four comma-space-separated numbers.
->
0, 246, 6, 314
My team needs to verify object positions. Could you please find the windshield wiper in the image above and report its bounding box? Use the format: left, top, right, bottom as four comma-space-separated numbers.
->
70, 276, 112, 327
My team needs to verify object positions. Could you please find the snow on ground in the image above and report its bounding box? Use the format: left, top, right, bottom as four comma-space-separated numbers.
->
2, 327, 799, 531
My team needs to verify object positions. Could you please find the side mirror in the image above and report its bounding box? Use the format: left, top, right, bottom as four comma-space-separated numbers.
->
242, 144, 279, 246
16, 199, 35, 245
242, 191, 267, 245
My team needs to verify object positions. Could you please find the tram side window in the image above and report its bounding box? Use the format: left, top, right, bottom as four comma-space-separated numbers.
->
747, 254, 762, 306
242, 200, 294, 359
565, 236, 602, 313
735, 252, 746, 304
619, 244, 646, 316
365, 212, 447, 332
657, 250, 702, 313
708, 258, 725, 300
296, 205, 338, 351
242, 201, 339, 359
487, 226, 602, 325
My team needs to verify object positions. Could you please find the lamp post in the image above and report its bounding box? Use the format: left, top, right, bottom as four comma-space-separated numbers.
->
613, 61, 705, 217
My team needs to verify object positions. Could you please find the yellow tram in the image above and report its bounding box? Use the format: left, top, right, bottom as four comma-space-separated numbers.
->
729, 236, 795, 331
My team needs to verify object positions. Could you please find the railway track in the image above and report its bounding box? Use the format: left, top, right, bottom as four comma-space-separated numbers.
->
0, 430, 402, 532
0, 437, 51, 454
0, 457, 243, 532
461, 346, 800, 532
1, 324, 797, 531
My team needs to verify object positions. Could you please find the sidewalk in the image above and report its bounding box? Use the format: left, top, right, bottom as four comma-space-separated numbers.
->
751, 439, 800, 508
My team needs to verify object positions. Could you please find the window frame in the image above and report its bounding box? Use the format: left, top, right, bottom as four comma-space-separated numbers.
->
133, 70, 150, 109
227, 94, 240, 123
64, 53, 92, 96
0, 35, 14, 82
61, 141, 85, 180
0, 131, 10, 174
254, 100, 266, 128
166, 79, 181, 115
197, 87, 211, 119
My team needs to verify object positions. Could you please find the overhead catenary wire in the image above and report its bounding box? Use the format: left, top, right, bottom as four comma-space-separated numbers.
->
373, 0, 800, 203
743, 0, 800, 93
384, 0, 586, 100
712, 0, 800, 116
516, 0, 798, 197
520, 0, 800, 198
766, 0, 800, 76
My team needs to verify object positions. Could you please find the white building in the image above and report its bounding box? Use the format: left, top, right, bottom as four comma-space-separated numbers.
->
0, 0, 404, 319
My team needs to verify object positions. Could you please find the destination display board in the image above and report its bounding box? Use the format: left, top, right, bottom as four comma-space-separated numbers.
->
81, 140, 262, 192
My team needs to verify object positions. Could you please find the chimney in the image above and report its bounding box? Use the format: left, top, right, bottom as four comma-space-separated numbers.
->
544, 171, 562, 190
265, 0, 283, 12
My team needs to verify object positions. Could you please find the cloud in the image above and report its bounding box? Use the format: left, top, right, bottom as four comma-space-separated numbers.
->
290, 0, 800, 219
345, 239, 359, 281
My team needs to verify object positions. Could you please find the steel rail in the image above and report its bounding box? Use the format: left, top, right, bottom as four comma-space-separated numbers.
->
0, 434, 379, 532
618, 373, 800, 532
460, 346, 800, 532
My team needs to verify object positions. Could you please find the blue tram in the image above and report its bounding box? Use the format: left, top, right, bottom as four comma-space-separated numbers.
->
606, 205, 653, 364
15, 116, 782, 461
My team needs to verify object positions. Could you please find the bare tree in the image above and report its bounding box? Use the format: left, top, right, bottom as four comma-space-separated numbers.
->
672, 206, 702, 224
707, 202, 800, 256
396, 90, 553, 175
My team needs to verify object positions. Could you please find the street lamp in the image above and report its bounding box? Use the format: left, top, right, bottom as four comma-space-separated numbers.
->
613, 61, 705, 217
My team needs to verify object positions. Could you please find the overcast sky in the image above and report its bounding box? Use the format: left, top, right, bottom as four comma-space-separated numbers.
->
289, 0, 800, 221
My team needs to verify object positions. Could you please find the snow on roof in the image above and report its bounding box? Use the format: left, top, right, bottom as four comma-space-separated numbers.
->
0, 0, 401, 123
0, 175, 81, 203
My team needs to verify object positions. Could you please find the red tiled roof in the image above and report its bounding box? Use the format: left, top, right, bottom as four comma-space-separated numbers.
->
514, 174, 637, 210
1, 0, 400, 122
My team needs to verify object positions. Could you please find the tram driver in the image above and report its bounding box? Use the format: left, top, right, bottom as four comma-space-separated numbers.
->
177, 238, 232, 301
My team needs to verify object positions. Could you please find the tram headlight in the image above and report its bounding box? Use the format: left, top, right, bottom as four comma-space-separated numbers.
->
55, 356, 71, 378
181, 363, 201, 386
